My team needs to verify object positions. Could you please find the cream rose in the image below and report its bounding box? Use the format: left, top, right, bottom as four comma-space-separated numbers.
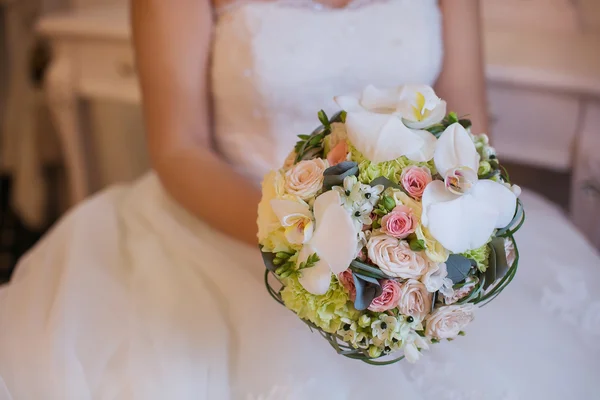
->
366, 235, 428, 279
284, 158, 328, 200
398, 279, 432, 320
257, 170, 286, 244
425, 304, 476, 340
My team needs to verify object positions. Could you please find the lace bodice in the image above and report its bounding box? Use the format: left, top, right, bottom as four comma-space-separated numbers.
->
210, 0, 443, 182
215, 0, 391, 14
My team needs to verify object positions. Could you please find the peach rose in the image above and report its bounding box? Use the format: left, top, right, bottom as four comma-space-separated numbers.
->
366, 235, 428, 279
505, 238, 516, 267
398, 279, 432, 320
338, 270, 356, 301
368, 279, 401, 312
380, 205, 417, 239
444, 277, 478, 305
327, 141, 349, 166
284, 158, 327, 200
400, 166, 432, 199
425, 304, 476, 340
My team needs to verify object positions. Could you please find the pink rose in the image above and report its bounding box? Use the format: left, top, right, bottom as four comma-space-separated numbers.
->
368, 279, 401, 312
398, 279, 432, 320
401, 166, 432, 199
284, 158, 327, 200
380, 205, 416, 239
338, 270, 356, 301
327, 141, 349, 166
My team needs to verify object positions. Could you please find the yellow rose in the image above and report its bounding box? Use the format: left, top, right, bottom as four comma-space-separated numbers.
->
390, 189, 422, 218
415, 224, 449, 263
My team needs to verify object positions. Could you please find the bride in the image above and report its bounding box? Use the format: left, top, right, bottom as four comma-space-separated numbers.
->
1, 0, 599, 399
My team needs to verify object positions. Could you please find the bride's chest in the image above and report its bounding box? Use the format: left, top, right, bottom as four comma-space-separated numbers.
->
211, 1, 443, 104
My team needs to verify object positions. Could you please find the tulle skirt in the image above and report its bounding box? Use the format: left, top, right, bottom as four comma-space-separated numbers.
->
0, 173, 599, 400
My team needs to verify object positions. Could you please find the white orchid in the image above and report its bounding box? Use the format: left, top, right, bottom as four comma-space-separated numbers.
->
421, 123, 517, 253
270, 199, 314, 245
295, 190, 358, 295
395, 84, 448, 129
334, 84, 444, 163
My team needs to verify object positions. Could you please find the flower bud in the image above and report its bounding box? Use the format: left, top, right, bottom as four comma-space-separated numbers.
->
358, 314, 371, 328
382, 196, 396, 211
368, 345, 382, 358
478, 161, 492, 176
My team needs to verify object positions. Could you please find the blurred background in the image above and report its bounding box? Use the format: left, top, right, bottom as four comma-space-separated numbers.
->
0, 0, 599, 282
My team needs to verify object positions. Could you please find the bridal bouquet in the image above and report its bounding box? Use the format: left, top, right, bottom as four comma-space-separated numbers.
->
258, 85, 524, 364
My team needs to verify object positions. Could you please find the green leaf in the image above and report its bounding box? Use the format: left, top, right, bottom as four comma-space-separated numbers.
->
308, 134, 324, 147
372, 219, 381, 229
350, 259, 392, 279
352, 273, 383, 311
369, 176, 400, 191
496, 199, 525, 237
425, 124, 445, 136
409, 239, 426, 252
298, 253, 320, 270
318, 110, 331, 129
447, 112, 458, 124
445, 254, 475, 284
458, 118, 472, 130
484, 237, 510, 289
322, 162, 359, 191
329, 110, 347, 123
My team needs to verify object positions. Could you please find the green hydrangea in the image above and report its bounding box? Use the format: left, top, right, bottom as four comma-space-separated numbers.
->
281, 274, 359, 334
462, 243, 491, 272
261, 227, 297, 254
348, 142, 436, 184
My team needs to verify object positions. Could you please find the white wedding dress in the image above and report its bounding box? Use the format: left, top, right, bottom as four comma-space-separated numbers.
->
1, 1, 600, 399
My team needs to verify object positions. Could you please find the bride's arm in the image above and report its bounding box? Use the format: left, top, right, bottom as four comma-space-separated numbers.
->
435, 0, 489, 135
131, 0, 261, 246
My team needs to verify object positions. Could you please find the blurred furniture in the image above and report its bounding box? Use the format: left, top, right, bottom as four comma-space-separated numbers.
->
482, 0, 600, 249
0, 0, 60, 230
37, 4, 136, 206
37, 2, 600, 249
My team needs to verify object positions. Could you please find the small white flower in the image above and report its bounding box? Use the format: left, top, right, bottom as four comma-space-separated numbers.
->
371, 315, 399, 341
402, 331, 430, 363
350, 202, 374, 230
362, 184, 385, 207
334, 176, 363, 210
355, 230, 371, 259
